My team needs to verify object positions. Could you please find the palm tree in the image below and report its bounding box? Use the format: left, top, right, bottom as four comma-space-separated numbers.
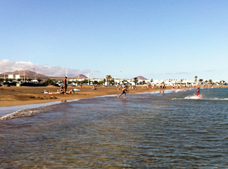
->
199, 79, 203, 84
106, 75, 112, 86
194, 76, 198, 82
133, 77, 138, 86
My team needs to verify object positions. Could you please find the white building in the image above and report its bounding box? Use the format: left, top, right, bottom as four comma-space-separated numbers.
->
15, 75, 20, 80
8, 74, 14, 79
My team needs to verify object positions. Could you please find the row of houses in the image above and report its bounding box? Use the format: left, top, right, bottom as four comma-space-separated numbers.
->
68, 76, 227, 86
1, 74, 227, 86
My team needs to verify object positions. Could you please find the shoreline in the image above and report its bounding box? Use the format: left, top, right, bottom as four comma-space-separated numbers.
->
0, 86, 183, 120
1, 86, 226, 121
0, 88, 177, 121
1, 85, 226, 108
0, 85, 176, 107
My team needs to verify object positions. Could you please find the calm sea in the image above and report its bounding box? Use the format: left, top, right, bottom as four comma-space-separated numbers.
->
0, 88, 228, 168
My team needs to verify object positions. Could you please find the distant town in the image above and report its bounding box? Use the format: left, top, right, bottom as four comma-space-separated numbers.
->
0, 70, 227, 86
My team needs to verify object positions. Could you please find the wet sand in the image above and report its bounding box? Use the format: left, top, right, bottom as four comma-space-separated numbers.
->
0, 85, 175, 107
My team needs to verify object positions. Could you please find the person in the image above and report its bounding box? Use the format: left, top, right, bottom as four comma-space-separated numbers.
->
116, 83, 120, 90
80, 83, 82, 88
60, 85, 64, 94
92, 85, 97, 90
117, 85, 128, 98
195, 87, 200, 96
68, 89, 75, 94
64, 77, 68, 94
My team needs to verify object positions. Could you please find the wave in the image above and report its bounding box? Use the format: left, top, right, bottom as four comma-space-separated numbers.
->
184, 95, 203, 100
0, 99, 80, 121
0, 105, 57, 120
172, 97, 228, 101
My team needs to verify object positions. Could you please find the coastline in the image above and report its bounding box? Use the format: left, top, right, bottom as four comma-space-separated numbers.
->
0, 85, 175, 107
1, 85, 226, 108
0, 85, 196, 121
1, 86, 227, 120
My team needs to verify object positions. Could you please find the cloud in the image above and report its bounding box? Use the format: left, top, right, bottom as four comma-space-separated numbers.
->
0, 59, 91, 77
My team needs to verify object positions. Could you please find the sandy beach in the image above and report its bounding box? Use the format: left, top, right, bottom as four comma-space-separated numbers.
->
0, 85, 176, 107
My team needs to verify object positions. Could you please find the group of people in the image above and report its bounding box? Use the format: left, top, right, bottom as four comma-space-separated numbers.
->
59, 77, 75, 94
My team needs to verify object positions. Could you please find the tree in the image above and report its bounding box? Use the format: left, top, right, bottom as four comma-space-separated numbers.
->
9, 79, 13, 82
98, 81, 103, 85
17, 78, 22, 82
93, 81, 99, 84
133, 77, 138, 86
199, 79, 203, 84
195, 76, 198, 82
45, 79, 53, 84
106, 75, 112, 86
28, 78, 32, 82
109, 78, 115, 85
37, 78, 42, 83
81, 79, 88, 84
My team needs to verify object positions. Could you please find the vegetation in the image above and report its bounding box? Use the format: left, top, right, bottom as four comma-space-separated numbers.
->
199, 79, 203, 84
45, 78, 54, 84
106, 75, 112, 86
37, 78, 42, 83
133, 77, 138, 86
93, 81, 99, 85
28, 78, 32, 82
194, 76, 198, 82
109, 78, 115, 85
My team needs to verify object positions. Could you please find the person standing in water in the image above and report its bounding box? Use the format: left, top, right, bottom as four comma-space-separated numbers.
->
195, 87, 200, 96
118, 85, 128, 98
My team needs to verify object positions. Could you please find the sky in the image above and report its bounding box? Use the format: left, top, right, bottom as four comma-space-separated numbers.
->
0, 0, 228, 80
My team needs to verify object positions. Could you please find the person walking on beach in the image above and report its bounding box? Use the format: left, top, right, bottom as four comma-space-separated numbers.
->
64, 76, 68, 94
117, 85, 128, 98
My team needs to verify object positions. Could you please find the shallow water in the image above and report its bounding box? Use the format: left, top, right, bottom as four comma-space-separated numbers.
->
1, 88, 228, 168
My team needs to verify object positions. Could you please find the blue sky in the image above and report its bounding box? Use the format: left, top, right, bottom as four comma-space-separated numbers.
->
0, 0, 228, 80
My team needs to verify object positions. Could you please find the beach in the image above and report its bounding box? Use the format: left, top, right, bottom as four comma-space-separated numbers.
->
0, 85, 174, 107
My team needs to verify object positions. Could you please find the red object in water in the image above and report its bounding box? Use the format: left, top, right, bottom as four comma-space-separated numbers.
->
196, 94, 201, 97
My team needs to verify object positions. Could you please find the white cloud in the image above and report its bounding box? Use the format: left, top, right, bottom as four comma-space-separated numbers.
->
0, 59, 91, 77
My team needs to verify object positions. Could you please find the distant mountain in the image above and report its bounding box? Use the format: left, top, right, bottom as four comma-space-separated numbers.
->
72, 74, 88, 79
0, 70, 47, 78
134, 76, 148, 81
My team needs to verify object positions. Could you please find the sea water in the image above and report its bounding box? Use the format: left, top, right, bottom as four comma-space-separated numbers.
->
0, 88, 228, 168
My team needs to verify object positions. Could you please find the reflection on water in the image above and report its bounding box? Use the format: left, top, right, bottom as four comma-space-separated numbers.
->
0, 88, 228, 168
